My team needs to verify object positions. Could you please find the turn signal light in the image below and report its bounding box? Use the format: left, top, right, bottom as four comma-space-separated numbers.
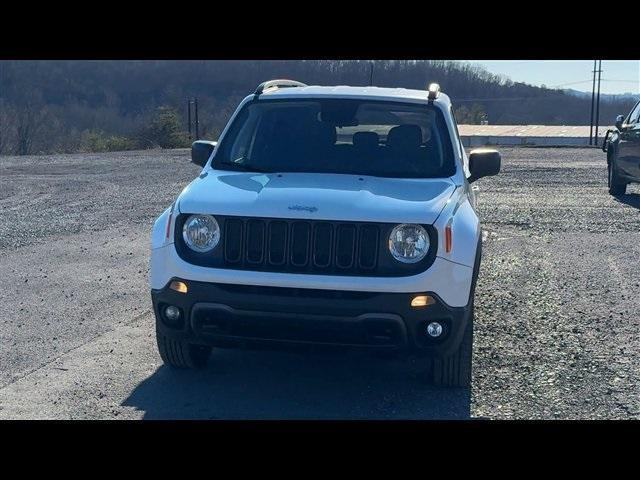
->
445, 224, 453, 253
169, 280, 188, 294
411, 295, 435, 308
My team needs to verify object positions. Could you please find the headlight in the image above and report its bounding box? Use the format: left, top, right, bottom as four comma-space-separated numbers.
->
182, 214, 220, 252
388, 224, 429, 263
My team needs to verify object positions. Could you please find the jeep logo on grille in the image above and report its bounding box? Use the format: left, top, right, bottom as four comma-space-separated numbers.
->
288, 205, 318, 213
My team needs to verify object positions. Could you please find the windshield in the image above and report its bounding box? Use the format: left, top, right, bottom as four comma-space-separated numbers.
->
213, 99, 456, 178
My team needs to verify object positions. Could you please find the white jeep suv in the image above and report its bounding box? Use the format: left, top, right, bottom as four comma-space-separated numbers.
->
150, 80, 500, 387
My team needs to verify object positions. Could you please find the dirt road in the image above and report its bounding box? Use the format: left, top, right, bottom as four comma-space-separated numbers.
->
0, 147, 638, 419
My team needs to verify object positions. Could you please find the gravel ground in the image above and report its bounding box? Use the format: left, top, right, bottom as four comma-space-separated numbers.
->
0, 147, 638, 419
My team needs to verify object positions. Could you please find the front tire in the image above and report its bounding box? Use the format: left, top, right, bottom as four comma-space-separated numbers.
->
424, 234, 480, 388
156, 331, 211, 369
425, 310, 473, 388
608, 160, 627, 196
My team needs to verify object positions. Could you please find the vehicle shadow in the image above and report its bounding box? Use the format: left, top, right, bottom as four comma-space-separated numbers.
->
613, 192, 640, 210
122, 348, 471, 419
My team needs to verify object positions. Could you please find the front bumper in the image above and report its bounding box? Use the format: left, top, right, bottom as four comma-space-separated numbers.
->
152, 279, 472, 355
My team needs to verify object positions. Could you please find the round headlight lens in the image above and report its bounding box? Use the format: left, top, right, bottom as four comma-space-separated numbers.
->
182, 214, 220, 252
389, 224, 430, 263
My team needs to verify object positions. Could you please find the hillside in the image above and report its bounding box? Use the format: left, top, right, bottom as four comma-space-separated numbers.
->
0, 60, 636, 155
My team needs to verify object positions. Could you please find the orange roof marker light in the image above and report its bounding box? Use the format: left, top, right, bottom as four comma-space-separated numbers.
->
427, 83, 440, 101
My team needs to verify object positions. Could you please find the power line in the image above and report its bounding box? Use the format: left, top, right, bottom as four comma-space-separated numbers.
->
552, 78, 640, 88
598, 79, 640, 83
455, 96, 571, 102
554, 80, 596, 88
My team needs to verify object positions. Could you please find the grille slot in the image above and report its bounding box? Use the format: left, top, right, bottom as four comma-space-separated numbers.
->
245, 219, 266, 264
267, 221, 288, 266
312, 223, 333, 268
290, 222, 311, 267
358, 225, 379, 270
335, 224, 356, 269
224, 218, 244, 264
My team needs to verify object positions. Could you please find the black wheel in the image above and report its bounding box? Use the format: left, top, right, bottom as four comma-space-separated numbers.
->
156, 331, 211, 369
425, 310, 473, 388
608, 160, 627, 196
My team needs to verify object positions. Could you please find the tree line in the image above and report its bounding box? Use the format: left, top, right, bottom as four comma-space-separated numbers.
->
0, 60, 636, 155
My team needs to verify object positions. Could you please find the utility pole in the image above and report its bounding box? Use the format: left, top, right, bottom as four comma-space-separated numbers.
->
187, 98, 200, 141
194, 97, 200, 140
187, 99, 192, 140
589, 60, 597, 146
369, 61, 374, 86
594, 60, 603, 146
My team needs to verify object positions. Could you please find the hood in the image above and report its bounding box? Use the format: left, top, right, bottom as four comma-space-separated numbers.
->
177, 171, 456, 224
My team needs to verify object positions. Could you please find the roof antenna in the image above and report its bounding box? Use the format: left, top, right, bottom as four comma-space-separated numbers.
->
369, 61, 374, 86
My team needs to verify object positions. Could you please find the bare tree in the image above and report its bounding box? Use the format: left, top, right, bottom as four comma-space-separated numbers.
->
14, 100, 46, 155
0, 101, 10, 154
0, 118, 6, 155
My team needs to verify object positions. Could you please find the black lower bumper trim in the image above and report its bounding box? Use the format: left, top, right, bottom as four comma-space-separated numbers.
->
191, 303, 407, 348
152, 280, 472, 355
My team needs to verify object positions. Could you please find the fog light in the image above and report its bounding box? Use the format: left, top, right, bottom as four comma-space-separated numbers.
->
411, 295, 435, 308
164, 305, 181, 322
426, 322, 443, 338
169, 280, 188, 294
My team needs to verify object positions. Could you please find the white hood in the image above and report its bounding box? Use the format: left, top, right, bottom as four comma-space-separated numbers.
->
177, 171, 456, 225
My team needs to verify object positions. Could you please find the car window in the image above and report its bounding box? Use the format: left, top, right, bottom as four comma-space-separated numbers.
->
214, 99, 456, 179
626, 102, 640, 125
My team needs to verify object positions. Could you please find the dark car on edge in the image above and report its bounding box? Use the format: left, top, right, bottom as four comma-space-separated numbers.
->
603, 99, 640, 195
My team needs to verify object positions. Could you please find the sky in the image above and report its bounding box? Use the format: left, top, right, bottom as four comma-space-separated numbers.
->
468, 60, 640, 95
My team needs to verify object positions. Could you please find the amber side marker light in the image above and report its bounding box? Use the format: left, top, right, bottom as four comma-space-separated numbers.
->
165, 202, 175, 239
411, 295, 435, 308
169, 280, 188, 294
445, 224, 453, 253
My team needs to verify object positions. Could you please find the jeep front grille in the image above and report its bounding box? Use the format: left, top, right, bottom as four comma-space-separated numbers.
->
222, 217, 379, 274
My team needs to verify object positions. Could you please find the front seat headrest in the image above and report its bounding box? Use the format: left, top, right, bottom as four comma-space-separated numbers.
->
311, 122, 337, 147
353, 131, 379, 150
387, 124, 423, 149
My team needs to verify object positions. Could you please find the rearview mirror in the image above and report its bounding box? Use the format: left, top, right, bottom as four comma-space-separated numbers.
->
615, 115, 624, 130
468, 148, 501, 183
191, 140, 217, 168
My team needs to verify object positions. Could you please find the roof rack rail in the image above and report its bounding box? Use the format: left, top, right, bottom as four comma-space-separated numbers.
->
254, 79, 307, 96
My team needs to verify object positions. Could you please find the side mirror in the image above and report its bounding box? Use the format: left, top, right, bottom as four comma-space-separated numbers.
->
468, 148, 501, 183
191, 140, 217, 168
615, 115, 625, 130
